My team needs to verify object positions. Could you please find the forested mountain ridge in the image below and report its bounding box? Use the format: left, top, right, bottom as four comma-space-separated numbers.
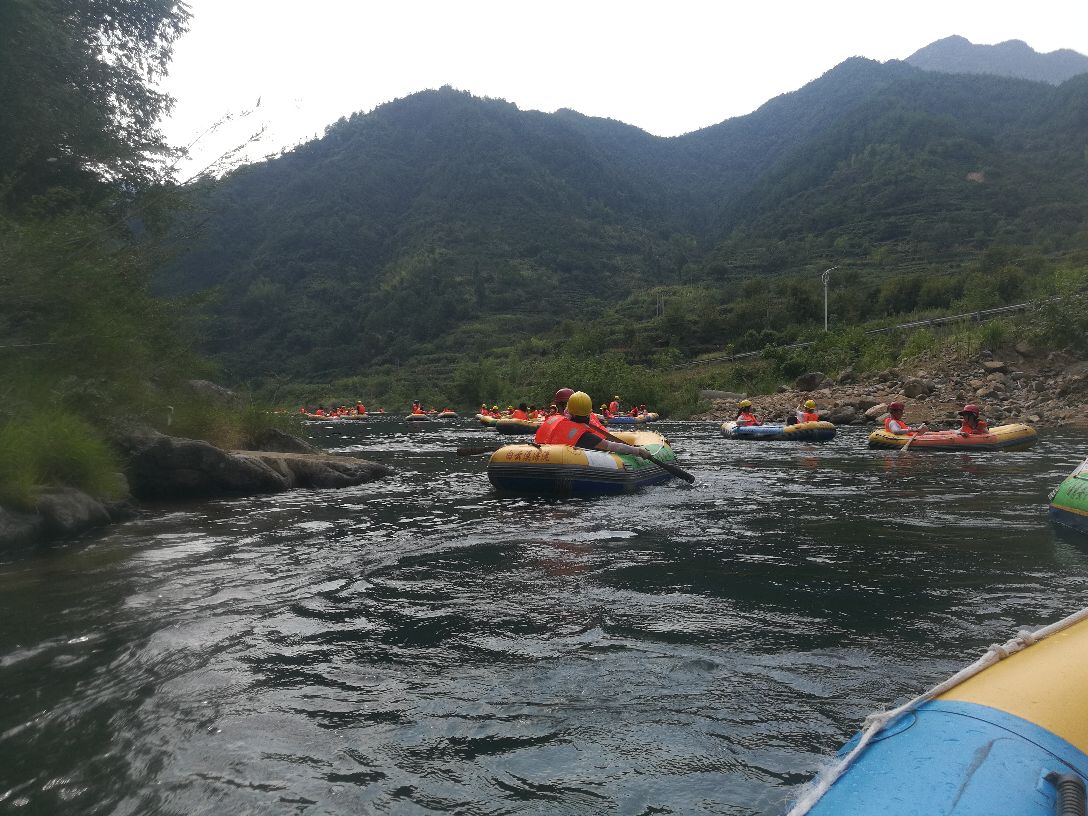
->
163, 54, 1088, 386
907, 35, 1088, 85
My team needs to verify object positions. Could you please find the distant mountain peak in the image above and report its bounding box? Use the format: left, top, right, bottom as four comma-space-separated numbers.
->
906, 35, 1088, 84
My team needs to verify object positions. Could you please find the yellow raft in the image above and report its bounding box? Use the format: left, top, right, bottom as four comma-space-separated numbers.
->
867, 423, 1038, 451
487, 431, 676, 496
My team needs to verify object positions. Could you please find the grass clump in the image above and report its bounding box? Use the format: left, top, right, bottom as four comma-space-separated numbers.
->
0, 412, 124, 510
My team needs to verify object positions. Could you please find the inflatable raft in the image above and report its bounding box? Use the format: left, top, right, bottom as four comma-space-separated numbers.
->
1050, 455, 1088, 534
605, 413, 660, 425
476, 414, 497, 426
487, 431, 677, 496
437, 410, 458, 419
720, 420, 836, 442
494, 417, 543, 435
867, 423, 1037, 451
404, 413, 433, 423
791, 610, 1088, 816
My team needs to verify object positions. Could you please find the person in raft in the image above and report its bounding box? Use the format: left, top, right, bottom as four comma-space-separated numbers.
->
794, 399, 821, 424
539, 392, 651, 458
510, 403, 530, 420
884, 401, 928, 435
735, 399, 761, 427
957, 403, 989, 435
609, 395, 621, 415
411, 401, 425, 415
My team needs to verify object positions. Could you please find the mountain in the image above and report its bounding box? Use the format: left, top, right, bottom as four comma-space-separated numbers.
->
162, 57, 1088, 386
906, 35, 1088, 85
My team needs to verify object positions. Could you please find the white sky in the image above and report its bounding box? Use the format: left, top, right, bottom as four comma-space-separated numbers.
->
161, 0, 1088, 179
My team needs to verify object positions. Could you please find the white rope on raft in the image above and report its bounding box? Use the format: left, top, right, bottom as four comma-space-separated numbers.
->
786, 605, 1088, 816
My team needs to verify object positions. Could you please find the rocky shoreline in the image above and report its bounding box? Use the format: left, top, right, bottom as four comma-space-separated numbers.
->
0, 427, 392, 550
695, 345, 1088, 431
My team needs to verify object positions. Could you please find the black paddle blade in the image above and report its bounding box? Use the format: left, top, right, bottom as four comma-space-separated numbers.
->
650, 455, 696, 483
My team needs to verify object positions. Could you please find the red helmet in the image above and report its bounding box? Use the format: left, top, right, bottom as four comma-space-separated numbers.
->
888, 401, 905, 412
553, 387, 574, 403
958, 403, 980, 415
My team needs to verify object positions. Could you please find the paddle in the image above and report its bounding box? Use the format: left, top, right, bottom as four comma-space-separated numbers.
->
898, 426, 928, 454
600, 428, 696, 484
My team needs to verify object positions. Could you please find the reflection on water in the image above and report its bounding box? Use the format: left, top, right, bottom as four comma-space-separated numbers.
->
1, 417, 1087, 814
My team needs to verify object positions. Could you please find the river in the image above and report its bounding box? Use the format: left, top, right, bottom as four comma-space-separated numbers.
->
1, 417, 1086, 815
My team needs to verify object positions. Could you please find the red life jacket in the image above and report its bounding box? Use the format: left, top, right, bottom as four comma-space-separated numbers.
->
960, 418, 989, 435
884, 416, 909, 434
609, 400, 619, 414
629, 408, 639, 417
411, 407, 424, 415
315, 408, 325, 416
511, 409, 529, 420
736, 412, 760, 426
800, 411, 820, 423
542, 417, 607, 447
589, 413, 607, 431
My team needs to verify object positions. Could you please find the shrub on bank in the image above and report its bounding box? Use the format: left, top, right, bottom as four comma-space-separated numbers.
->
0, 412, 124, 510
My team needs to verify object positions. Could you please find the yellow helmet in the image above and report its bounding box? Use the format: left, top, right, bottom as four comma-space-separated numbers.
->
738, 399, 752, 409
567, 391, 592, 418
804, 399, 816, 409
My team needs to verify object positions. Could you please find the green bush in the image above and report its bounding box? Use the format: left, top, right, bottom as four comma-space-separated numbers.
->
0, 412, 123, 509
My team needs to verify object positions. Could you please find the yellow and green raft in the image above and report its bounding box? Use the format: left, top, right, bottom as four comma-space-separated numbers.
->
1050, 455, 1088, 534
487, 431, 677, 496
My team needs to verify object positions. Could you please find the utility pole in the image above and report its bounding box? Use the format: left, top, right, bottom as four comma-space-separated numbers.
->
821, 266, 838, 332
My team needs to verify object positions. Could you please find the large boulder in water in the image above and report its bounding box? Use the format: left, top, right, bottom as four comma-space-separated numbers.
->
121, 430, 290, 499
0, 506, 44, 549
247, 427, 319, 455
239, 451, 393, 489
35, 487, 112, 538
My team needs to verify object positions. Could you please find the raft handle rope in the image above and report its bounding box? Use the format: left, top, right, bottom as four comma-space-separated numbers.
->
786, 605, 1088, 816
1045, 771, 1086, 816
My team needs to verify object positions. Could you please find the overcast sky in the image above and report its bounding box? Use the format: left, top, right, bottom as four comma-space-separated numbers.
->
161, 0, 1088, 179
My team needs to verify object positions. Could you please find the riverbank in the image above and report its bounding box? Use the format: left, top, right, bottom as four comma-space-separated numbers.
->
0, 428, 393, 550
694, 344, 1088, 430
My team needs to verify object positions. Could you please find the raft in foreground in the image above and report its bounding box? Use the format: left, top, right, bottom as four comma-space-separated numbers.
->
867, 422, 1037, 451
794, 611, 1088, 815
1050, 455, 1088, 534
487, 431, 677, 496
721, 420, 836, 442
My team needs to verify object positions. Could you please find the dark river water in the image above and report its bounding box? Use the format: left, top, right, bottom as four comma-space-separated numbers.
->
2, 417, 1087, 815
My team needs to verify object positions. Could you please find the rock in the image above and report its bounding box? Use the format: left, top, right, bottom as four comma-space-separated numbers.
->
986, 372, 1008, 383
864, 403, 889, 420
0, 506, 44, 549
902, 378, 934, 398
1033, 380, 1048, 393
876, 369, 896, 383
847, 397, 882, 411
34, 488, 112, 538
836, 367, 857, 384
1009, 371, 1025, 382
776, 385, 788, 393
827, 405, 858, 425
793, 372, 827, 391
122, 430, 290, 499
699, 390, 745, 403
247, 428, 319, 455
186, 379, 243, 405
236, 451, 393, 489
982, 361, 1008, 373
1015, 341, 1035, 358
976, 387, 997, 399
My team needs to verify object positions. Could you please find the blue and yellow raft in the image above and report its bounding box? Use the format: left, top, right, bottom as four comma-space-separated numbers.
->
796, 613, 1088, 815
487, 431, 676, 496
721, 420, 836, 442
1050, 455, 1088, 534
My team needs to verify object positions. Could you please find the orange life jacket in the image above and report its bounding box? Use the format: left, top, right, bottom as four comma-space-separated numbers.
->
411, 407, 424, 415
884, 416, 910, 434
800, 411, 820, 423
542, 417, 607, 447
959, 418, 989, 435
736, 412, 760, 426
